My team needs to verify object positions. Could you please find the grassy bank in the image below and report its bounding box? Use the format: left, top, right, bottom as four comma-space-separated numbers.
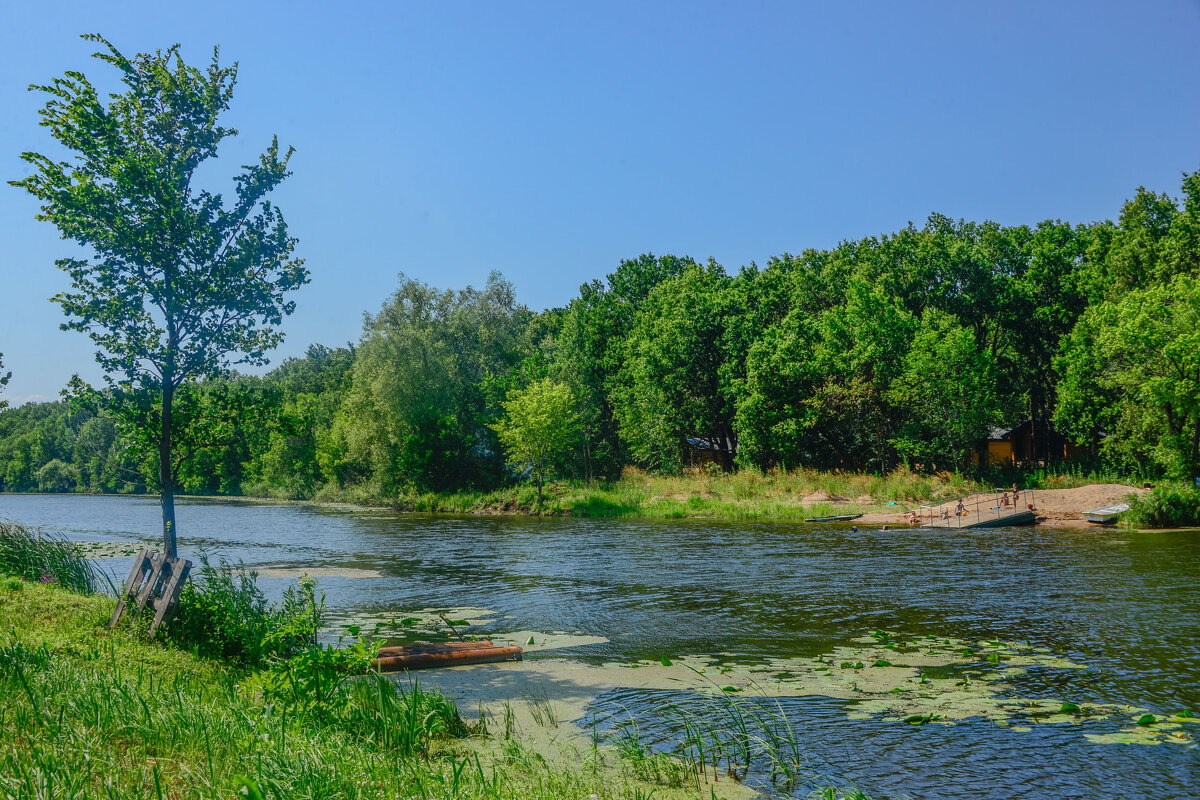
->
1, 577, 770, 800
309, 465, 1134, 520
0, 524, 888, 800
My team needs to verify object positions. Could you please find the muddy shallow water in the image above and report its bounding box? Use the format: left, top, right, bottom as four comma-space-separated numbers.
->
2, 493, 1197, 799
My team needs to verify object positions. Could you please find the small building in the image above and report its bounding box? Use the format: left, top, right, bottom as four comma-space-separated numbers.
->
974, 418, 1089, 467
683, 436, 735, 472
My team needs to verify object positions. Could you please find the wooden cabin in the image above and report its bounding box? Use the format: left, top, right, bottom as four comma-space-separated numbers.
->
974, 418, 1089, 467
683, 436, 735, 473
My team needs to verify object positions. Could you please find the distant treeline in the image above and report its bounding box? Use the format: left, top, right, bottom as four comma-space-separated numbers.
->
3, 170, 1199, 498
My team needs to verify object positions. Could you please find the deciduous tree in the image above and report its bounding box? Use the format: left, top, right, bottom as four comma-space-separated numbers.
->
11, 36, 307, 557
490, 378, 580, 509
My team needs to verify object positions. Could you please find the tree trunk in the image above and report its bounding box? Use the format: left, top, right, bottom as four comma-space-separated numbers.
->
1191, 414, 1200, 480
1028, 397, 1037, 466
536, 474, 543, 514
159, 378, 177, 559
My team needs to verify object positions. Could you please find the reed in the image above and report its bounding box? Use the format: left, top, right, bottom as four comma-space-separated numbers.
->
0, 518, 103, 595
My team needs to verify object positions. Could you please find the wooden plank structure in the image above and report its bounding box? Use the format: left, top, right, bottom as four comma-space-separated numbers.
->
919, 489, 1038, 529
372, 640, 523, 672
109, 548, 192, 635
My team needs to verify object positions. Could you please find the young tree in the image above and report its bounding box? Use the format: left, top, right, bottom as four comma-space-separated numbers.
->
490, 378, 580, 510
11, 36, 307, 557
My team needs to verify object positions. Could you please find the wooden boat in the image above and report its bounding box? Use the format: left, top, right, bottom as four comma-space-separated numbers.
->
372, 639, 523, 672
1082, 503, 1130, 525
805, 513, 864, 523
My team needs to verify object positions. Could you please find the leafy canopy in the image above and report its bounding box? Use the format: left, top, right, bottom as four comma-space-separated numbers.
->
11, 35, 307, 391
490, 378, 580, 504
10, 34, 307, 555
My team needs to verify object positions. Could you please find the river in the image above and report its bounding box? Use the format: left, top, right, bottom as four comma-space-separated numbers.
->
1, 493, 1197, 799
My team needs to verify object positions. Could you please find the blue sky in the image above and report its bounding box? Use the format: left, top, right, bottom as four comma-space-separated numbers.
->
2, 1, 1198, 403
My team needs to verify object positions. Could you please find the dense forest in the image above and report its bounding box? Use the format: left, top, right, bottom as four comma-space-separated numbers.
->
2, 169, 1198, 498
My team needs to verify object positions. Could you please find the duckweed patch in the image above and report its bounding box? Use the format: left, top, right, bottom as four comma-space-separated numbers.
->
611, 630, 1193, 748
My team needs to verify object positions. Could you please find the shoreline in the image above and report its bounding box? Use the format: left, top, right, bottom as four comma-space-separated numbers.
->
2, 481, 1148, 528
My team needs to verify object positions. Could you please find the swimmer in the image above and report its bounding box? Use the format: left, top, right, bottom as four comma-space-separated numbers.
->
882, 524, 889, 531
851, 525, 858, 532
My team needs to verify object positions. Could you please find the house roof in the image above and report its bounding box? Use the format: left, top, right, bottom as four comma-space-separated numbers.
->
986, 418, 1059, 441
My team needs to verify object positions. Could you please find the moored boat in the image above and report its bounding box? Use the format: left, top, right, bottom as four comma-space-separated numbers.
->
1082, 503, 1130, 525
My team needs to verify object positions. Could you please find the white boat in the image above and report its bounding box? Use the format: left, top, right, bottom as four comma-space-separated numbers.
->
1082, 503, 1130, 525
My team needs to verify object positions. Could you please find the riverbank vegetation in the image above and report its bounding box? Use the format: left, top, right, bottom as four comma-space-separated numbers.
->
3, 170, 1199, 516
0, 532, 873, 800
1123, 484, 1200, 528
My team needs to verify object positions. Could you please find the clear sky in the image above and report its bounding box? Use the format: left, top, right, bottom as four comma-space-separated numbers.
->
2, 1, 1198, 404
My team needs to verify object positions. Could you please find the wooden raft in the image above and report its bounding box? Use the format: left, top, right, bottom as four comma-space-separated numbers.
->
372, 640, 523, 672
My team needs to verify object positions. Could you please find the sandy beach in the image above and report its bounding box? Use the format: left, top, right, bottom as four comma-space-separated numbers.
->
858, 483, 1141, 528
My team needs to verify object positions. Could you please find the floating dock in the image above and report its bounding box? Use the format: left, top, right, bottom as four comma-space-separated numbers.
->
920, 489, 1039, 529
372, 640, 523, 672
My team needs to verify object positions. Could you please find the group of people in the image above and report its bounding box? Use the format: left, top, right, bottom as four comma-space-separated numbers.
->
907, 484, 1022, 525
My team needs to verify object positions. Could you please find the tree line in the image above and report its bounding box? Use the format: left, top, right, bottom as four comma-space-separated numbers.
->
2, 169, 1198, 497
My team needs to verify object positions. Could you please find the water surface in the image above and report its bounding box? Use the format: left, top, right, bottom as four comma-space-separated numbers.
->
2, 493, 1197, 799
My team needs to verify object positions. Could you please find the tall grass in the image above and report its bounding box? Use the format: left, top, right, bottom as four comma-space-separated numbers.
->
315, 465, 989, 519
0, 519, 102, 595
163, 554, 323, 668
607, 689, 876, 799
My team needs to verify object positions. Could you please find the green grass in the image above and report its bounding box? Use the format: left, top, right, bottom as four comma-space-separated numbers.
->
312, 463, 1153, 522
316, 466, 986, 520
0, 579, 770, 800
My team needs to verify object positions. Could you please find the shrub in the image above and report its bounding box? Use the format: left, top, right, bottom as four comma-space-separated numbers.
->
164, 555, 322, 668
1124, 485, 1200, 528
255, 636, 377, 721
0, 519, 101, 595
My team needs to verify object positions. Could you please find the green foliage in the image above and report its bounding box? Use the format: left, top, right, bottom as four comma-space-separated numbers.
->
7, 166, 1200, 518
256, 637, 378, 722
614, 262, 736, 471
1123, 485, 1200, 528
34, 458, 75, 492
0, 519, 101, 595
1055, 170, 1200, 478
887, 311, 1003, 469
491, 378, 581, 507
164, 555, 321, 668
11, 35, 308, 556
336, 273, 530, 494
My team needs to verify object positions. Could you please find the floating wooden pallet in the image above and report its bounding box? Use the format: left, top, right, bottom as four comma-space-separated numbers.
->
373, 639, 523, 672
109, 548, 192, 636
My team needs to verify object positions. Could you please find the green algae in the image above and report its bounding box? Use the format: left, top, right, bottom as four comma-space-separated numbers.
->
610, 630, 1192, 748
